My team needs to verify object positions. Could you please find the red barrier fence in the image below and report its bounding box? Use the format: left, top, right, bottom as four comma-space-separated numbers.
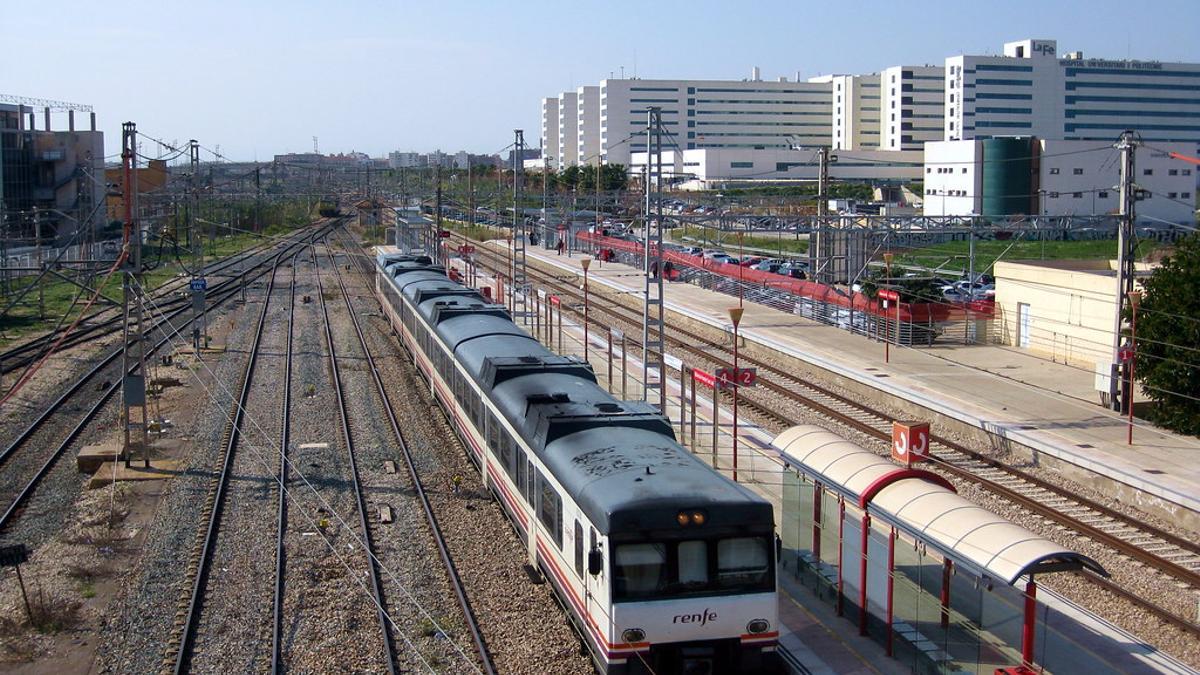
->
578, 231, 994, 324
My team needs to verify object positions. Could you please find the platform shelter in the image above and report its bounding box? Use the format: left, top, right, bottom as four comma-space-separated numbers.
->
773, 425, 1110, 674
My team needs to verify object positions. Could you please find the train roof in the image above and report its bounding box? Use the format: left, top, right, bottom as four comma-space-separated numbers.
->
545, 426, 773, 535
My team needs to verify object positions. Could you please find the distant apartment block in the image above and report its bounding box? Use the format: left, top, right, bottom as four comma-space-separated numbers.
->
828, 74, 882, 151
557, 91, 578, 168
540, 97, 559, 169
576, 85, 601, 166
881, 65, 945, 150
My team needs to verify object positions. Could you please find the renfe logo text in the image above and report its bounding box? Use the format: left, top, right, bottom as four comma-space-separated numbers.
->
672, 608, 717, 626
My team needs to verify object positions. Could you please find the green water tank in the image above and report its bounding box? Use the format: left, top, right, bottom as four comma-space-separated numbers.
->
981, 137, 1032, 217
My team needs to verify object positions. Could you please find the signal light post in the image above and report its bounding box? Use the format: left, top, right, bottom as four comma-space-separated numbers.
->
727, 306, 744, 482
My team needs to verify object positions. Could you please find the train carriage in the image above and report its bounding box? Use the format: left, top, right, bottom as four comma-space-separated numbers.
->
374, 249, 780, 674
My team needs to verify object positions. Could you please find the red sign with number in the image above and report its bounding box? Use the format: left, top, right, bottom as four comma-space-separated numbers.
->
891, 421, 930, 466
692, 368, 717, 389
550, 295, 561, 306
459, 244, 475, 255
1119, 346, 1135, 363
716, 367, 757, 388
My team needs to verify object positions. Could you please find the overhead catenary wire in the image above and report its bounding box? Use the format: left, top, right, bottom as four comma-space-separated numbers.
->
131, 264, 483, 674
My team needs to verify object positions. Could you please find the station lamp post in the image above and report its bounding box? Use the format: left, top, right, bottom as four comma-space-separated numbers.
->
728, 306, 744, 482
882, 252, 894, 363
581, 257, 591, 363
1127, 290, 1141, 445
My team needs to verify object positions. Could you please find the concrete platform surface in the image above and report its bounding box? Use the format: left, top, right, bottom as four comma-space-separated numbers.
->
88, 459, 186, 489
507, 242, 1200, 523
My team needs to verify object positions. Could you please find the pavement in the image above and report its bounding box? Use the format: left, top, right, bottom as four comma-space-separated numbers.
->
506, 241, 1200, 526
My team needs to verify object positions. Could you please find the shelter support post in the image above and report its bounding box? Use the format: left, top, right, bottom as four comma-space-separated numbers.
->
1022, 578, 1037, 666
859, 513, 870, 636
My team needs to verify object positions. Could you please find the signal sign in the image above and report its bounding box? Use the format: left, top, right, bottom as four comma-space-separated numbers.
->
692, 368, 718, 389
891, 421, 930, 466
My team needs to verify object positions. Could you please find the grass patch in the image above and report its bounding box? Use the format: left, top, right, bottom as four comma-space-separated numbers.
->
669, 225, 809, 255
893, 237, 1160, 275
443, 218, 505, 243
0, 222, 307, 348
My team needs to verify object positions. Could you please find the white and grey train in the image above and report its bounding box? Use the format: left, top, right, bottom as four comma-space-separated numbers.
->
374, 249, 780, 674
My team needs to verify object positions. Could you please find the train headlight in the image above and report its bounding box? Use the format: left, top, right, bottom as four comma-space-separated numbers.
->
691, 511, 705, 525
746, 619, 770, 634
622, 628, 646, 644
677, 512, 690, 526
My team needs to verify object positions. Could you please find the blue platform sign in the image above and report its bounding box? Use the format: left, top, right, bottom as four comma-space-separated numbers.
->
190, 278, 207, 292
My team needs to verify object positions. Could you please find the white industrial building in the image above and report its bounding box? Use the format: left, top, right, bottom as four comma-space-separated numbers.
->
630, 147, 924, 188
946, 39, 1200, 147
923, 138, 1195, 223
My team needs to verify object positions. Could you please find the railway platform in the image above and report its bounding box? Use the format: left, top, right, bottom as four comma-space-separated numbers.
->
497, 240, 1200, 530
453, 242, 1195, 672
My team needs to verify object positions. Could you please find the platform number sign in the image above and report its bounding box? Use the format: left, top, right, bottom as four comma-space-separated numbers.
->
716, 367, 757, 388
891, 421, 930, 466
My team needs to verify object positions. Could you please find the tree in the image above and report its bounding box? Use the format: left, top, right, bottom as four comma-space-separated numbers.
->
1132, 233, 1200, 435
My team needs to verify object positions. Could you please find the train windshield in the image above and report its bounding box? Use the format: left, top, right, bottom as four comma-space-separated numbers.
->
613, 536, 773, 601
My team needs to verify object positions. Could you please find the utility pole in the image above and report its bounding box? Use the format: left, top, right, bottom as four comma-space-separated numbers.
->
120, 122, 149, 469
809, 146, 836, 285
189, 140, 206, 357
468, 163, 475, 228
511, 130, 528, 325
816, 147, 830, 218
642, 108, 666, 412
434, 164, 443, 263
1112, 131, 1139, 412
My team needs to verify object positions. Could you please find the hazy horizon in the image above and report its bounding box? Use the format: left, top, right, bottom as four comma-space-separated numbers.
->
4, 0, 1197, 161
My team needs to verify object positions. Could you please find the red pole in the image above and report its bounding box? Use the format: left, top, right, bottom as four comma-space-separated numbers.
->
1022, 578, 1038, 666
836, 498, 845, 616
940, 558, 951, 628
859, 513, 870, 636
885, 528, 895, 657
812, 484, 822, 562
732, 320, 739, 482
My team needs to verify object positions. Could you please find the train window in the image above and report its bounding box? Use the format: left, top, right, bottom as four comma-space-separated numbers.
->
538, 474, 562, 548
487, 412, 500, 450
614, 544, 667, 598
504, 438, 519, 482
574, 521, 584, 577
717, 537, 770, 588
499, 433, 513, 476
677, 540, 708, 586
524, 460, 534, 504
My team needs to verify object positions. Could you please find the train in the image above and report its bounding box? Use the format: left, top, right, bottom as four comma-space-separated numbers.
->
374, 247, 780, 674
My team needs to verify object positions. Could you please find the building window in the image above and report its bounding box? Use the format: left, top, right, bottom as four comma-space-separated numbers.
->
1183, 192, 1192, 199
1143, 169, 1153, 176
1073, 192, 1083, 198
1049, 192, 1060, 198
962, 167, 968, 174
1049, 168, 1060, 174
950, 93, 955, 102
926, 167, 932, 173
1169, 169, 1178, 176
1184, 169, 1192, 176
1073, 168, 1083, 175
950, 121, 955, 130
730, 161, 754, 168
1168, 192, 1178, 199
1099, 191, 1109, 198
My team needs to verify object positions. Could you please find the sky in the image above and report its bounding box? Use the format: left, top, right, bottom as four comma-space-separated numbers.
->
3, 0, 1198, 162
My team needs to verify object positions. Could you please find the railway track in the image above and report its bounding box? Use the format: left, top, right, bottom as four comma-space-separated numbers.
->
458, 234, 1200, 638
0, 226, 328, 542
326, 231, 495, 673
0, 230, 291, 376
169, 244, 298, 673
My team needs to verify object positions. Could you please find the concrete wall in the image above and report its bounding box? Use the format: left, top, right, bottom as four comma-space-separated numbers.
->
993, 259, 1130, 371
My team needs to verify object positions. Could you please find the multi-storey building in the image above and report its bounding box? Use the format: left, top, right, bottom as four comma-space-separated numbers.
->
576, 86, 601, 166
540, 97, 559, 169
1, 101, 104, 243
557, 91, 578, 168
946, 39, 1200, 147
829, 74, 882, 151
881, 65, 945, 150
598, 75, 833, 168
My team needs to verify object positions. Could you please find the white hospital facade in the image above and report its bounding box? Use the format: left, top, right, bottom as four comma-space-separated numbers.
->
537, 38, 1199, 220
